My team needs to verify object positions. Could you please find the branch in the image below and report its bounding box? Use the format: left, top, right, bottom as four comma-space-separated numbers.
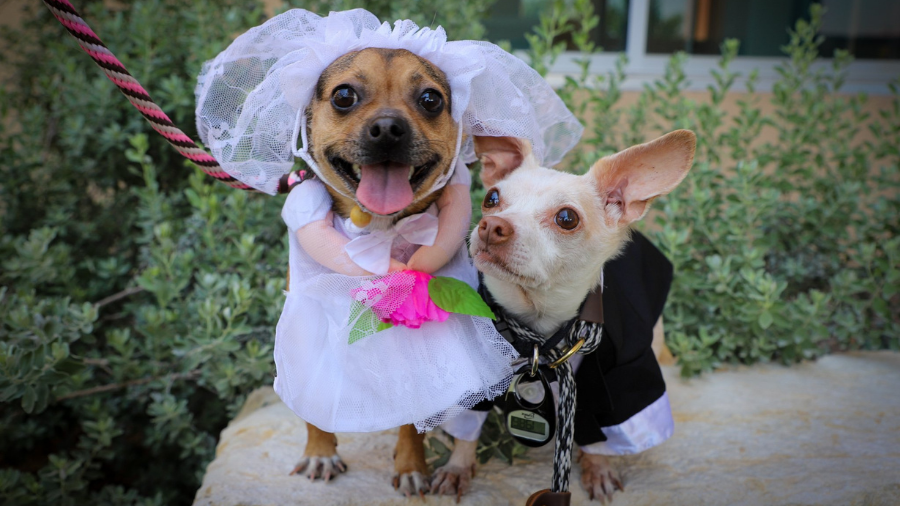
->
83, 357, 113, 376
93, 286, 145, 308
56, 370, 200, 402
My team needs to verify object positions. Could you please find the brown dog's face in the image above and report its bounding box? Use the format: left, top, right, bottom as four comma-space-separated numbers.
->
307, 48, 458, 220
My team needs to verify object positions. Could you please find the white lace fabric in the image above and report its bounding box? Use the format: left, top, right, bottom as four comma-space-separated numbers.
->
195, 8, 583, 195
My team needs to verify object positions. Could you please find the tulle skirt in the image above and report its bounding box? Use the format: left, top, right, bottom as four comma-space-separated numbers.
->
273, 272, 516, 433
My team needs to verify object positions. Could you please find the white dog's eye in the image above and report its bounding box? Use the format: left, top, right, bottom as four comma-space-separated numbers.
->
483, 188, 500, 208
555, 208, 579, 230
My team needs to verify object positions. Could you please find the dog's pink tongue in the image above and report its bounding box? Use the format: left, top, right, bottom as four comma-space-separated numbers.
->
357, 162, 413, 215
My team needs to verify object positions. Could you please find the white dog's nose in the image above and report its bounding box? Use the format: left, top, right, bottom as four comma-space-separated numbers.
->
478, 216, 514, 246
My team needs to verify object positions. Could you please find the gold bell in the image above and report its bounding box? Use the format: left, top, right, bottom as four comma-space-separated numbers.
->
350, 205, 372, 228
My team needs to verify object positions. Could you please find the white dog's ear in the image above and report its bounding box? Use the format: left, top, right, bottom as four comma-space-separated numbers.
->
590, 129, 696, 226
473, 136, 533, 187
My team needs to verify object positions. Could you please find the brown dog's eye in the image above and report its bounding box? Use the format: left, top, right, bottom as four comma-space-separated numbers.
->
332, 86, 358, 110
418, 89, 444, 114
483, 189, 500, 208
555, 208, 579, 230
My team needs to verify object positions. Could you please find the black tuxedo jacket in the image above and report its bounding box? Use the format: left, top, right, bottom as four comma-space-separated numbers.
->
572, 230, 672, 446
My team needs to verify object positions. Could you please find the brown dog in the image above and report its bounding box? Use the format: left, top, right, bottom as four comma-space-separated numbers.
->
287, 47, 460, 497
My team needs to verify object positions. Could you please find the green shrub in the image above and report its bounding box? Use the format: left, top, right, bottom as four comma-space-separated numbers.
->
1, 1, 897, 505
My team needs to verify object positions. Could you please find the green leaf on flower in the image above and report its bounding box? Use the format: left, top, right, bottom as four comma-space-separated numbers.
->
428, 277, 495, 319
348, 301, 392, 344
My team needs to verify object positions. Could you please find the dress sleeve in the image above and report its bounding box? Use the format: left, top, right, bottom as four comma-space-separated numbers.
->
281, 179, 333, 232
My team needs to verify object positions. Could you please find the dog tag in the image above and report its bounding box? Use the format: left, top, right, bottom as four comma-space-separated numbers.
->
350, 205, 372, 227
498, 366, 556, 447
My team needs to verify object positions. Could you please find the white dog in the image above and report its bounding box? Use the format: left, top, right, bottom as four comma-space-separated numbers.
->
431, 130, 696, 503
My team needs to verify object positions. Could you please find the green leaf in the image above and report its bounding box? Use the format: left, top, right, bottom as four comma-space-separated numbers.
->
348, 301, 393, 344
758, 311, 774, 329
428, 277, 495, 319
55, 358, 86, 375
0, 385, 20, 403
429, 437, 449, 454
43, 371, 69, 385
872, 297, 889, 317
34, 384, 49, 414
21, 386, 36, 414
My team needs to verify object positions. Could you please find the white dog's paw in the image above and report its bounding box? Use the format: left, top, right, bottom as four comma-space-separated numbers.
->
430, 463, 476, 502
392, 470, 429, 498
290, 454, 347, 482
579, 453, 623, 503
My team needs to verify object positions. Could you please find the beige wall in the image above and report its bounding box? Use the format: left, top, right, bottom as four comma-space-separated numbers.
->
601, 90, 895, 157
0, 0, 28, 30
0, 0, 30, 81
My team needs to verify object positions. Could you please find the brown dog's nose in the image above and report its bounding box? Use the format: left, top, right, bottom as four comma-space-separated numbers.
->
478, 216, 514, 246
367, 116, 408, 144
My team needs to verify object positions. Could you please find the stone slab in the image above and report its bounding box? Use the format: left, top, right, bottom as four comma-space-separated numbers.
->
193, 352, 900, 506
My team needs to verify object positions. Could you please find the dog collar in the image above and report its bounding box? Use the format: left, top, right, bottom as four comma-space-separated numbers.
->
477, 272, 604, 360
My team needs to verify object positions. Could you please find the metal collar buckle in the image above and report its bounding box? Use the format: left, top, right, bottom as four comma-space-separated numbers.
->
510, 343, 541, 378
529, 344, 540, 377
548, 338, 586, 369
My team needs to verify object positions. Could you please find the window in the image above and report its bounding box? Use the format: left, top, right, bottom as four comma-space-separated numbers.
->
482, 0, 542, 50
482, 0, 900, 94
819, 0, 900, 59
646, 0, 900, 59
483, 0, 630, 51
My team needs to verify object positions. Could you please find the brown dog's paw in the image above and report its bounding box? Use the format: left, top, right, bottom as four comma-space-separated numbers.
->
290, 454, 347, 482
392, 424, 429, 498
430, 463, 476, 503
392, 471, 429, 499
579, 453, 623, 503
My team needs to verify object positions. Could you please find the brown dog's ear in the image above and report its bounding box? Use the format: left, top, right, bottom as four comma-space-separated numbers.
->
590, 129, 696, 226
474, 136, 533, 187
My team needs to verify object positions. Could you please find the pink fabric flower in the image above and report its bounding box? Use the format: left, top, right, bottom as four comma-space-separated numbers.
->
371, 270, 449, 329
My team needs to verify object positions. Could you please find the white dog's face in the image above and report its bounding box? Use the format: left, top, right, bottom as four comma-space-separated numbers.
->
470, 162, 627, 291
471, 131, 696, 333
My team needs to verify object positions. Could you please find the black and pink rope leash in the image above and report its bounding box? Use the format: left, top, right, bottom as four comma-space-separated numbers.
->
42, 0, 307, 194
